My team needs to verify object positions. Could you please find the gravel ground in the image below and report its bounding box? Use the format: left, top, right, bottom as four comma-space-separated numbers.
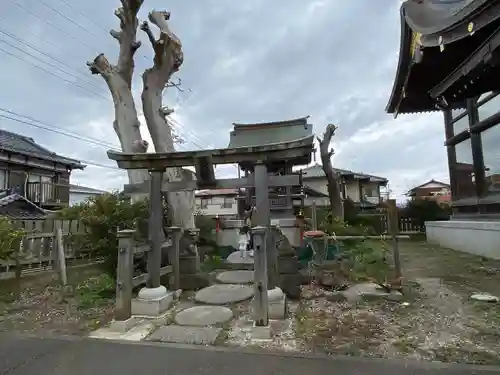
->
223, 241, 500, 366
0, 265, 115, 335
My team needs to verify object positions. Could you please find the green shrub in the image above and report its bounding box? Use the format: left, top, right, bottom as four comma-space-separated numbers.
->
0, 218, 26, 262
57, 192, 149, 279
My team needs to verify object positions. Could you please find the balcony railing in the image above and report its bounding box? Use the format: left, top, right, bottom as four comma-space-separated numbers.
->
26, 182, 69, 206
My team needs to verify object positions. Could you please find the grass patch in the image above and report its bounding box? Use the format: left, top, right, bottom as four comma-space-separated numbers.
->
73, 273, 115, 309
200, 255, 225, 273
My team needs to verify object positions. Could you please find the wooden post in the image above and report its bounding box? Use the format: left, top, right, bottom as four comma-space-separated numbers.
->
116, 229, 135, 321
386, 199, 402, 281
253, 163, 270, 227
252, 226, 269, 327
148, 170, 164, 288
311, 200, 317, 231
55, 228, 67, 286
167, 226, 182, 290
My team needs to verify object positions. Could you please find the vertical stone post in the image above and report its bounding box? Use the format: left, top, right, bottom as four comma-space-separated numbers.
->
166, 226, 182, 291
387, 199, 402, 282
267, 225, 279, 289
253, 163, 270, 227
115, 229, 135, 321
148, 169, 164, 288
252, 226, 269, 327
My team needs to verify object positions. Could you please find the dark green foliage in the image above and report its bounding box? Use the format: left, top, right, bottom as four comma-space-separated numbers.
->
401, 199, 450, 227
58, 192, 149, 279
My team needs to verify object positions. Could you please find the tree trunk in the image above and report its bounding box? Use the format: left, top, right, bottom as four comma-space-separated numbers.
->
140, 11, 195, 229
142, 76, 195, 228
318, 124, 344, 220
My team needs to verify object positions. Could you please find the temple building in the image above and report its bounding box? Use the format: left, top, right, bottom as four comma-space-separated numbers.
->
386, 0, 500, 258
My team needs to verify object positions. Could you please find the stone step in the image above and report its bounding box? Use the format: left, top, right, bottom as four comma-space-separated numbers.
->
216, 270, 254, 285
194, 284, 254, 305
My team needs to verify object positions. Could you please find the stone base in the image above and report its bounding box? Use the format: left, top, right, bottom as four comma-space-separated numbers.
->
131, 290, 174, 317
278, 274, 305, 299
251, 322, 271, 340
269, 295, 287, 319
108, 317, 140, 333
179, 256, 200, 274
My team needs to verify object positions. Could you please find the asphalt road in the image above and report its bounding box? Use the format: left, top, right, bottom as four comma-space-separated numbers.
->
1, 333, 499, 375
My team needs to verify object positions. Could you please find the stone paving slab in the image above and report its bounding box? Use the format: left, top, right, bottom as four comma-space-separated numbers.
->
195, 284, 254, 305
147, 325, 222, 345
216, 270, 254, 284
227, 252, 254, 265
175, 306, 234, 326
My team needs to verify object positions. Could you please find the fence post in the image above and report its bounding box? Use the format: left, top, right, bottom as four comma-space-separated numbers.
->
116, 229, 135, 321
54, 228, 67, 286
166, 226, 182, 291
252, 226, 269, 327
386, 199, 402, 281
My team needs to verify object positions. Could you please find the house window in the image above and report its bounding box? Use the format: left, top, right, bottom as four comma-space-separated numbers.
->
0, 170, 7, 190
362, 185, 377, 197
452, 139, 476, 200
222, 197, 233, 208
200, 198, 211, 209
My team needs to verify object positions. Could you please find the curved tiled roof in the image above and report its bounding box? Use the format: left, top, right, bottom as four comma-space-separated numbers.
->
0, 129, 85, 169
386, 0, 500, 115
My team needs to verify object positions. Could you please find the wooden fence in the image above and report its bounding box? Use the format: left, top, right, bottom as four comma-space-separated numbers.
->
0, 219, 90, 280
357, 213, 425, 234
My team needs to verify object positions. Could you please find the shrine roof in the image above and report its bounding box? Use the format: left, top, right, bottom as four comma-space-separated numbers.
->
386, 0, 500, 115
228, 116, 313, 148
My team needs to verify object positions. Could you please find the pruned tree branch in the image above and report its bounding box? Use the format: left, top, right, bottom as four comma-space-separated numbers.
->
318, 124, 344, 220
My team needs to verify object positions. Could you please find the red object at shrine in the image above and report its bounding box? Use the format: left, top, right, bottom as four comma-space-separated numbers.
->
214, 216, 221, 233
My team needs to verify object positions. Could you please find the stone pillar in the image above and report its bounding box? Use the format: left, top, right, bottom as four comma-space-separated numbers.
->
131, 169, 174, 317
148, 169, 164, 289
252, 226, 269, 327
253, 163, 270, 227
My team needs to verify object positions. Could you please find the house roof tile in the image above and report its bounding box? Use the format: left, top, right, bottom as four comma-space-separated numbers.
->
0, 129, 85, 169
302, 164, 388, 183
0, 192, 47, 220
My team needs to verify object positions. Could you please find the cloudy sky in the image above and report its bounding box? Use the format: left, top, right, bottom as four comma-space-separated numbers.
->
0, 0, 450, 200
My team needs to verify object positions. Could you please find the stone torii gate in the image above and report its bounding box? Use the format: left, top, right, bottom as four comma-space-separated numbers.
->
108, 135, 314, 327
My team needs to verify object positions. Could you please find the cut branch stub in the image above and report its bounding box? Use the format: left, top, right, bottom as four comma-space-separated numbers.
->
86, 54, 113, 76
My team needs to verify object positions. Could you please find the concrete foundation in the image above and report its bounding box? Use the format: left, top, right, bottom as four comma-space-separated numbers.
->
426, 220, 500, 259
131, 287, 174, 317
251, 322, 271, 340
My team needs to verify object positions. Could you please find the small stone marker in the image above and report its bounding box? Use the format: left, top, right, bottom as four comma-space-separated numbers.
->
194, 284, 254, 305
148, 326, 222, 345
471, 293, 499, 302
216, 270, 254, 284
174, 306, 234, 326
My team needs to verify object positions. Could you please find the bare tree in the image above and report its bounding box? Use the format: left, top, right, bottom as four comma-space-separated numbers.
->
87, 0, 195, 227
317, 124, 344, 220
140, 11, 195, 228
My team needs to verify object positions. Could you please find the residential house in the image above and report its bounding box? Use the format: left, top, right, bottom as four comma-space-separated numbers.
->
406, 180, 451, 206
301, 164, 388, 210
195, 189, 238, 217
0, 129, 85, 209
69, 184, 109, 206
195, 185, 328, 218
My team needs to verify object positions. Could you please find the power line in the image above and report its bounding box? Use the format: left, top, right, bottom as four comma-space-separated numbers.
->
0, 132, 121, 171
0, 44, 110, 100
0, 108, 120, 150
38, 0, 103, 41
0, 28, 105, 92
9, 0, 98, 53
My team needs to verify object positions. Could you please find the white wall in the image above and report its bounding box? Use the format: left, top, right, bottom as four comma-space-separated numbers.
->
195, 196, 238, 217
426, 220, 500, 260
